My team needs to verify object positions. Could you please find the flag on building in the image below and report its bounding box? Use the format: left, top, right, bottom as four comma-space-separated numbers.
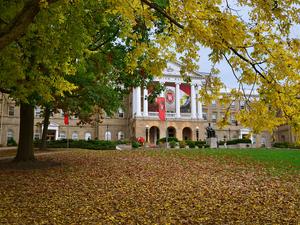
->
64, 114, 69, 125
156, 97, 166, 121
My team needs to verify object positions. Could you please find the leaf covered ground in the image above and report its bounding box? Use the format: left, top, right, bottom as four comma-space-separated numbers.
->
0, 149, 299, 224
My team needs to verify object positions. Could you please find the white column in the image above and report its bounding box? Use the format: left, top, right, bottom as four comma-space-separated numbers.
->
175, 82, 181, 118
197, 85, 203, 119
136, 86, 142, 117
132, 88, 136, 118
191, 84, 196, 119
143, 88, 148, 117
159, 81, 164, 97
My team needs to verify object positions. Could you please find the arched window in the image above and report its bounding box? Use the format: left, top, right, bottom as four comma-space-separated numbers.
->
117, 131, 124, 140
7, 129, 14, 141
72, 132, 78, 140
85, 132, 92, 140
105, 131, 111, 141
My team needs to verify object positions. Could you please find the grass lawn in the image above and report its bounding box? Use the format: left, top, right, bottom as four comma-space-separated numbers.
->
0, 149, 299, 224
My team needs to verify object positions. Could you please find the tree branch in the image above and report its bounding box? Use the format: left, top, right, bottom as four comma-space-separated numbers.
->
0, 0, 58, 51
140, 0, 184, 29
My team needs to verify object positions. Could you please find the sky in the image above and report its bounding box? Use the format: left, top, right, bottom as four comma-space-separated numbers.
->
197, 47, 237, 88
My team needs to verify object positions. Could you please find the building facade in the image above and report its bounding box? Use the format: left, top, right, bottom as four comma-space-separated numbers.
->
0, 62, 272, 147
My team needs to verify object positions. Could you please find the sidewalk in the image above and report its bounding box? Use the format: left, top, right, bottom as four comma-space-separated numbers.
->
0, 149, 68, 161
0, 146, 17, 151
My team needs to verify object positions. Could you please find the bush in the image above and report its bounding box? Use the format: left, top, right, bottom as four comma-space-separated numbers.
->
156, 137, 179, 144
273, 142, 300, 149
7, 138, 17, 146
226, 138, 252, 145
179, 141, 186, 148
33, 139, 117, 150
218, 140, 225, 145
169, 140, 177, 148
131, 141, 140, 148
195, 141, 207, 148
272, 142, 289, 148
186, 140, 196, 148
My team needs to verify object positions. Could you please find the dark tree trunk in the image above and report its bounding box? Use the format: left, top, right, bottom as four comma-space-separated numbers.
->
40, 106, 51, 150
14, 102, 35, 161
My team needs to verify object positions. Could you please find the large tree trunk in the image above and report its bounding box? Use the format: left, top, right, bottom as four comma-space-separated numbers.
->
40, 106, 51, 150
14, 102, 35, 162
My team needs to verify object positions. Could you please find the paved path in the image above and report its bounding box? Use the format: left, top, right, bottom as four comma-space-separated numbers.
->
0, 146, 17, 151
0, 150, 68, 161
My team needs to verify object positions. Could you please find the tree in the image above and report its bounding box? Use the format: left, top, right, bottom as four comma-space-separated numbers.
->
0, 0, 168, 160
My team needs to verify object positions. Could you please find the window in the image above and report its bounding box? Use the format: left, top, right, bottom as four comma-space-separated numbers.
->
230, 101, 236, 109
105, 131, 111, 140
59, 131, 66, 139
7, 129, 14, 141
35, 107, 41, 118
118, 131, 124, 140
211, 112, 217, 122
85, 132, 92, 140
34, 133, 40, 140
240, 101, 245, 109
202, 110, 207, 120
8, 106, 14, 116
118, 108, 124, 118
230, 113, 236, 124
211, 100, 216, 107
72, 132, 78, 140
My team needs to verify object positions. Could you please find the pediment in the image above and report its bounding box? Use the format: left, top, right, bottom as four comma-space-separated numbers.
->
162, 61, 207, 80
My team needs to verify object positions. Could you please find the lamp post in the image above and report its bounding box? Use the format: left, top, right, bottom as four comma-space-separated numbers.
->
145, 125, 149, 143
196, 126, 199, 141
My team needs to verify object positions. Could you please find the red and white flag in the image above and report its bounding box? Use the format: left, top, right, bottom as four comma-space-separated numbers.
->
64, 114, 69, 125
156, 97, 166, 121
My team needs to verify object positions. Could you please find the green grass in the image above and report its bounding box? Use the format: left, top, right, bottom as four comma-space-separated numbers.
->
146, 148, 300, 174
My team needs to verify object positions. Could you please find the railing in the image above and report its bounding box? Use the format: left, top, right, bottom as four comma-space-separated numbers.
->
181, 113, 191, 118
146, 112, 193, 119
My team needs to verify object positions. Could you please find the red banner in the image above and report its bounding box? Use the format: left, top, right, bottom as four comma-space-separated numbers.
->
64, 114, 69, 125
156, 97, 166, 121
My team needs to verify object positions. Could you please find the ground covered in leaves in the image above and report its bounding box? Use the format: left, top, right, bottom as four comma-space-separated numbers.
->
0, 149, 299, 224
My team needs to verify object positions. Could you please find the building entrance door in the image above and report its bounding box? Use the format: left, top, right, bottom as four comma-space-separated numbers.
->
149, 126, 160, 144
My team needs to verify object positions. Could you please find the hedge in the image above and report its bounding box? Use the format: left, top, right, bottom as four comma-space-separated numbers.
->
273, 142, 300, 149
34, 139, 117, 150
156, 137, 179, 144
225, 138, 252, 145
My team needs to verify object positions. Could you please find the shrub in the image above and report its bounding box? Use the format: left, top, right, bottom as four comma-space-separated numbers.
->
218, 140, 225, 145
131, 141, 140, 148
195, 141, 207, 148
273, 142, 289, 148
156, 137, 179, 144
186, 140, 196, 148
226, 138, 252, 145
273, 142, 300, 149
33, 139, 116, 150
7, 138, 17, 146
179, 141, 186, 148
169, 140, 177, 148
